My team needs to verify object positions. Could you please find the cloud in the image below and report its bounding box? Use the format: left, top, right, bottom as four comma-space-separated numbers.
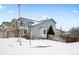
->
7, 10, 15, 13
0, 5, 5, 9
72, 10, 78, 13
56, 19, 79, 31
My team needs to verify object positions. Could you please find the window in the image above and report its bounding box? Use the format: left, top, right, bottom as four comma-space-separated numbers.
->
24, 29, 27, 34
43, 30, 46, 34
40, 28, 47, 35
40, 28, 47, 38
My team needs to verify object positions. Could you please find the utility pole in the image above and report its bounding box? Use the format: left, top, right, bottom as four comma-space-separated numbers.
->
18, 4, 21, 19
17, 4, 22, 46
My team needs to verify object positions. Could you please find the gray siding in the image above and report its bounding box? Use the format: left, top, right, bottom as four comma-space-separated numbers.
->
31, 20, 56, 38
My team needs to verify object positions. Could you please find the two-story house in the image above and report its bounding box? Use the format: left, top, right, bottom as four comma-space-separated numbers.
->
0, 17, 56, 40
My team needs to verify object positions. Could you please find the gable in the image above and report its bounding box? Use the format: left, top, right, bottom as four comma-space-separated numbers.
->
32, 18, 56, 27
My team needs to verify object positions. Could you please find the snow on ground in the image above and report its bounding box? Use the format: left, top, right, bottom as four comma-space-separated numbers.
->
0, 38, 79, 55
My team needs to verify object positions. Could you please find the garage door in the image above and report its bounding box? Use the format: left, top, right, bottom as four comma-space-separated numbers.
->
7, 31, 15, 37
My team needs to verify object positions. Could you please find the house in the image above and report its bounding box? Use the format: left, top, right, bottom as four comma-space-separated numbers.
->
11, 17, 38, 38
0, 17, 56, 39
0, 17, 38, 38
0, 22, 13, 38
54, 29, 65, 36
31, 18, 56, 39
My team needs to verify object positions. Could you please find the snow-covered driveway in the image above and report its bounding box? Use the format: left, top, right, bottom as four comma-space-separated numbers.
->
0, 38, 79, 55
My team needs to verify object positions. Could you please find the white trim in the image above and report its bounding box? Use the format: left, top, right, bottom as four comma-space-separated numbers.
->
40, 28, 47, 38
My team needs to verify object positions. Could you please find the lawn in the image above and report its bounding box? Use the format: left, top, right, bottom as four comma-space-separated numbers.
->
0, 38, 79, 55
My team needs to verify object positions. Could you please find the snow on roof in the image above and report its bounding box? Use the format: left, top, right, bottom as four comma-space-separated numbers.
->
32, 18, 56, 26
19, 26, 28, 29
32, 21, 41, 26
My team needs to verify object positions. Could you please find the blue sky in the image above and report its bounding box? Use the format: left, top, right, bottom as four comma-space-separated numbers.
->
0, 4, 79, 31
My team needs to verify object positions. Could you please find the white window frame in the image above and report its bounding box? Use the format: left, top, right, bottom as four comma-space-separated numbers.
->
40, 28, 47, 38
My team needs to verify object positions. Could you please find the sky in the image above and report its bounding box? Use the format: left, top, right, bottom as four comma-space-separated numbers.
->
0, 4, 79, 31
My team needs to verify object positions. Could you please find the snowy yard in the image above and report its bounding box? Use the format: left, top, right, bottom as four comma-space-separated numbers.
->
0, 38, 79, 55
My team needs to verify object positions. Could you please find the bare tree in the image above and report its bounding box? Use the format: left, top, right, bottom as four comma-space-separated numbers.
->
69, 27, 79, 41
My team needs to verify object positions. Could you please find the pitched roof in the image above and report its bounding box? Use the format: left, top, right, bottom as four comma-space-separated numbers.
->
56, 29, 65, 33
11, 17, 35, 23
11, 17, 56, 27
2, 22, 12, 26
18, 17, 35, 21
40, 18, 56, 24
32, 18, 56, 26
12, 18, 17, 22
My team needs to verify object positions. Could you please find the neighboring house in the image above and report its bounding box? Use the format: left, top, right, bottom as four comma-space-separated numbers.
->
54, 29, 65, 36
0, 21, 20, 38
0, 17, 56, 39
0, 22, 13, 38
